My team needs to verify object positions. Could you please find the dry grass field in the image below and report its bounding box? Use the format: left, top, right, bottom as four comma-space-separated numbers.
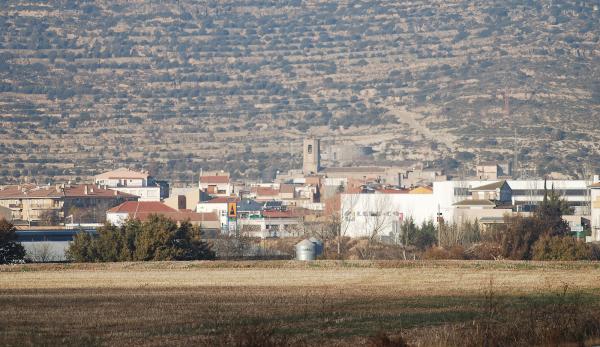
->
2, 260, 600, 346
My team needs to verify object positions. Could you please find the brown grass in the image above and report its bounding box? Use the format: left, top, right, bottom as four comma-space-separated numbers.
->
1, 261, 600, 346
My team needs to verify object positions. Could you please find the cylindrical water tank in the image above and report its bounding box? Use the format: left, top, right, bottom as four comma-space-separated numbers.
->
309, 237, 323, 256
295, 239, 316, 261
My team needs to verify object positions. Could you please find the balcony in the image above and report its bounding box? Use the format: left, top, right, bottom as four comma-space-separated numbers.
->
29, 205, 63, 210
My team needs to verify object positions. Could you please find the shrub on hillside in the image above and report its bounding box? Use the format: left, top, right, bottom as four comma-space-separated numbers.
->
66, 215, 214, 262
532, 236, 600, 261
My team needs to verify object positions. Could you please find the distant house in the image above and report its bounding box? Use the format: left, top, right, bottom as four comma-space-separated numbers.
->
94, 168, 164, 201
469, 181, 512, 204
165, 187, 202, 211
199, 172, 234, 197
106, 201, 219, 232
253, 186, 279, 201
94, 168, 149, 187
238, 208, 304, 238
196, 196, 240, 230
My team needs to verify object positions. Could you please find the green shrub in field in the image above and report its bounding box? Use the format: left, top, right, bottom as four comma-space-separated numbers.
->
66, 215, 215, 262
532, 236, 600, 261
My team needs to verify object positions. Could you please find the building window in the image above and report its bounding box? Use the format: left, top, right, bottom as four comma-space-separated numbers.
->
307, 145, 312, 154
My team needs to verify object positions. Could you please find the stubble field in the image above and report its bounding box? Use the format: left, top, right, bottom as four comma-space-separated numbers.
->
1, 260, 600, 346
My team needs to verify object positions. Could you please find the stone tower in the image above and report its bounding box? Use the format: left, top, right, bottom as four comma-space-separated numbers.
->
302, 138, 320, 175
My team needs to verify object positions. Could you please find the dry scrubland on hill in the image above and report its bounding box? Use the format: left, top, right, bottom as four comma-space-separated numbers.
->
0, 1, 599, 184
2, 260, 600, 346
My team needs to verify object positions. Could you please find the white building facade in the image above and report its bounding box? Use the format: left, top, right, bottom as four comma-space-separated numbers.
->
341, 192, 437, 240
341, 178, 595, 241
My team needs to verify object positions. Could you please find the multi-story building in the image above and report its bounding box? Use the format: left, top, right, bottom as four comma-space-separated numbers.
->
0, 184, 137, 225
0, 184, 64, 224
94, 168, 163, 201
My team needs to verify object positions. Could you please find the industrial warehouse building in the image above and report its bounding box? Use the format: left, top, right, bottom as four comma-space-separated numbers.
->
341, 178, 598, 241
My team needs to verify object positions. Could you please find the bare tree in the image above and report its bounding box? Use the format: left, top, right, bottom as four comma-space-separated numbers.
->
331, 192, 360, 256
362, 194, 394, 243
343, 194, 394, 260
26, 242, 58, 262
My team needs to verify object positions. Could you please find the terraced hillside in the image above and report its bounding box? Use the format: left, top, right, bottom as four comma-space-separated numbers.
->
0, 0, 599, 183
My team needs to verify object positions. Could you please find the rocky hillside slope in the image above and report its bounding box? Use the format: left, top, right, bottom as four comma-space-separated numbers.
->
0, 0, 598, 183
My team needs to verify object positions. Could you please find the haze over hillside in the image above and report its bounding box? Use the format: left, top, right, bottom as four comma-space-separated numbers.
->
0, 0, 599, 184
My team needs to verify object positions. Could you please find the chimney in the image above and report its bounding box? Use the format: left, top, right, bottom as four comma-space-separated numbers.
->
84, 185, 88, 195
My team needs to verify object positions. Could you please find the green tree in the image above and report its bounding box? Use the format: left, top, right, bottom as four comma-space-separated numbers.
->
0, 219, 25, 264
400, 218, 437, 250
536, 184, 571, 236
67, 215, 215, 262
66, 231, 95, 262
135, 215, 181, 260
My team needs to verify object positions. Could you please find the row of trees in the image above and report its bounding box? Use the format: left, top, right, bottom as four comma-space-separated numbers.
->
67, 215, 214, 262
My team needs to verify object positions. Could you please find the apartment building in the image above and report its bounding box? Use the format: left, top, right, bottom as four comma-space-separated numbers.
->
94, 168, 163, 201
0, 184, 137, 225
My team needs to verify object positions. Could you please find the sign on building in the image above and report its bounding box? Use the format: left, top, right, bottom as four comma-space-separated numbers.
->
228, 202, 237, 218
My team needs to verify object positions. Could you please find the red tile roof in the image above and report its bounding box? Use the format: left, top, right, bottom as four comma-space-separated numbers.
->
107, 201, 177, 214
200, 176, 230, 184
107, 201, 218, 222
0, 185, 63, 199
